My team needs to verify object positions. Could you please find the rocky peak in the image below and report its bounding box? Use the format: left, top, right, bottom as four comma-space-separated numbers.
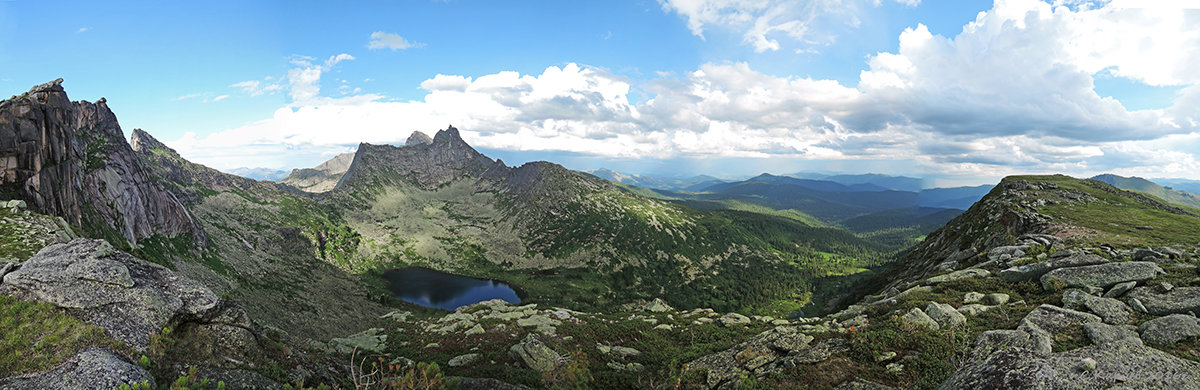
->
405, 131, 433, 146
0, 80, 202, 247
130, 128, 178, 156
335, 126, 499, 191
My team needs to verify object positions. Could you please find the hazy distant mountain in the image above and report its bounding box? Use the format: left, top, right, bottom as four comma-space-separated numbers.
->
915, 185, 995, 210
790, 172, 925, 191
584, 168, 724, 191
225, 167, 290, 181
1152, 178, 1200, 195
1090, 173, 1200, 209
278, 152, 356, 192
708, 173, 891, 193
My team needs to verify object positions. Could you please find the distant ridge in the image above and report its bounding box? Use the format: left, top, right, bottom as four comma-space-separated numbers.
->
1090, 173, 1200, 209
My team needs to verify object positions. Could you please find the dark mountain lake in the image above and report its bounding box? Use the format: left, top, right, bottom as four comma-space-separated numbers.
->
382, 267, 521, 310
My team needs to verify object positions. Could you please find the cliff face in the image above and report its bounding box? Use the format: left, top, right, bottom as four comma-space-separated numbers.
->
0, 79, 200, 246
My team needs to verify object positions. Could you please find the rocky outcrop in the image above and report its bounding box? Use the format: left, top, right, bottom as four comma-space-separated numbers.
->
998, 253, 1108, 283
278, 151, 355, 193
0, 80, 201, 246
940, 339, 1200, 389
1138, 314, 1200, 346
1126, 286, 1200, 315
0, 239, 233, 351
1040, 261, 1165, 291
686, 326, 848, 389
0, 348, 153, 390
508, 333, 561, 372
336, 126, 502, 191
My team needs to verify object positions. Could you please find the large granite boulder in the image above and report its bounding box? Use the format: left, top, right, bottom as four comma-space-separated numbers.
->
1040, 262, 1164, 291
509, 333, 561, 372
686, 326, 828, 389
939, 338, 1200, 390
1126, 286, 1200, 316
1138, 314, 1200, 346
1061, 289, 1133, 324
1020, 304, 1101, 336
0, 348, 153, 390
0, 239, 220, 351
999, 253, 1108, 283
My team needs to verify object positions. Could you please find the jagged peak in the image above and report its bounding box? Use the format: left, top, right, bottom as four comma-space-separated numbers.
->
29, 78, 65, 94
130, 129, 178, 156
405, 131, 433, 146
431, 125, 468, 146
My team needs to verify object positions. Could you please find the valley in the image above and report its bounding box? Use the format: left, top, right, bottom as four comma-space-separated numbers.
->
2, 80, 1200, 389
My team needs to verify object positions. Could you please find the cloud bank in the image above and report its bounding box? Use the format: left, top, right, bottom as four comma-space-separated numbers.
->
173, 0, 1200, 182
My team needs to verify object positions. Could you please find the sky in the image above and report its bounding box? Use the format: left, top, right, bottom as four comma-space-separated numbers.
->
2, 0, 1199, 186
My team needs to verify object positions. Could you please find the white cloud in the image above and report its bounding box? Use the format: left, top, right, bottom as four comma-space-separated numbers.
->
210, 95, 229, 102
172, 93, 202, 101
230, 80, 283, 97
75, 27, 89, 33
367, 31, 425, 50
658, 0, 920, 52
170, 1, 1200, 181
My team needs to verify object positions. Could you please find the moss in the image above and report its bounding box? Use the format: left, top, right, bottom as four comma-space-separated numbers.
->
0, 295, 126, 375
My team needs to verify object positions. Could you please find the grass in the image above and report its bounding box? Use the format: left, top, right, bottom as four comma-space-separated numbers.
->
1007, 175, 1200, 247
0, 295, 126, 375
378, 309, 771, 389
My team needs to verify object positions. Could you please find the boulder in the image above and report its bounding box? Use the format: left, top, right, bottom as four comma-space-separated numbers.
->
607, 362, 645, 372
1040, 261, 1164, 291
984, 293, 1009, 305
1126, 286, 1200, 316
1061, 289, 1132, 324
329, 328, 387, 354
0, 348, 154, 390
0, 239, 219, 351
925, 302, 966, 328
923, 269, 989, 285
998, 253, 1108, 283
988, 245, 1029, 261
597, 345, 641, 358
644, 298, 674, 313
509, 333, 561, 372
963, 292, 985, 304
717, 313, 751, 327
939, 339, 1200, 390
686, 327, 824, 389
788, 338, 850, 364
1103, 281, 1138, 298
1082, 322, 1141, 345
448, 353, 482, 367
972, 321, 1051, 360
901, 308, 939, 331
1139, 314, 1200, 346
1020, 304, 1101, 335
957, 304, 996, 316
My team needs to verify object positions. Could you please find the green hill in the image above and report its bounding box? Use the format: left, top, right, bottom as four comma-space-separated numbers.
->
1091, 173, 1200, 209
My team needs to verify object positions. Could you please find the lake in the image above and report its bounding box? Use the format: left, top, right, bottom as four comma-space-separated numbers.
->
382, 267, 521, 310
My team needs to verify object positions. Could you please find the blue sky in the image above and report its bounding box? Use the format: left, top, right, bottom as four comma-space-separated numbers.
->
2, 0, 1199, 186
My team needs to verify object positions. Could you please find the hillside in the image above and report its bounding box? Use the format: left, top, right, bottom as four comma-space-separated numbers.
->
1092, 173, 1200, 209
3, 81, 1200, 389
583, 168, 724, 191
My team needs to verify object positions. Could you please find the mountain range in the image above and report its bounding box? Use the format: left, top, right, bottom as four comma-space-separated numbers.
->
1090, 173, 1200, 209
2, 80, 1199, 389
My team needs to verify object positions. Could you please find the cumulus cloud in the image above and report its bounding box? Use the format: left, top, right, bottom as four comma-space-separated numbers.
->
658, 0, 921, 52
170, 0, 1200, 181
367, 31, 425, 50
